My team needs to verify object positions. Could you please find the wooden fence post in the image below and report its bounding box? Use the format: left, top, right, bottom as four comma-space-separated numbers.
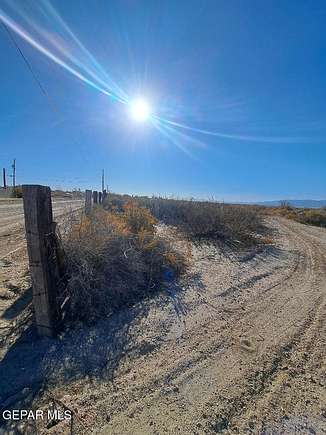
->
98, 191, 102, 204
22, 185, 59, 337
85, 189, 92, 215
93, 191, 98, 204
102, 189, 107, 204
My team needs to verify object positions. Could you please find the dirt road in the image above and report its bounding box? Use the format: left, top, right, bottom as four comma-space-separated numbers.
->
0, 198, 83, 259
0, 217, 325, 434
88, 218, 326, 434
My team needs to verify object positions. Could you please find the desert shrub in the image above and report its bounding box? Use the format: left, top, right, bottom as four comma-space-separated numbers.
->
61, 205, 186, 323
268, 205, 326, 228
127, 197, 262, 245
104, 194, 265, 246
221, 205, 263, 244
296, 209, 326, 227
123, 201, 157, 233
104, 193, 131, 212
11, 186, 23, 198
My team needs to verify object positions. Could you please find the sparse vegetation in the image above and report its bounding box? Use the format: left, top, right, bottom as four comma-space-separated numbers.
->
60, 194, 267, 323
0, 186, 23, 198
269, 203, 326, 228
61, 202, 186, 323
105, 194, 265, 247
11, 186, 23, 198
51, 189, 85, 199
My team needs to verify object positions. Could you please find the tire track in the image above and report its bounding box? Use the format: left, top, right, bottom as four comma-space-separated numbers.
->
96, 217, 326, 434
5, 216, 324, 434
0, 201, 83, 259
209, 218, 326, 433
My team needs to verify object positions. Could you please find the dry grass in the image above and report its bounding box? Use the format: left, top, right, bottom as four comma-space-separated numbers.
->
0, 186, 23, 198
105, 194, 265, 247
268, 202, 326, 228
60, 203, 186, 323
59, 194, 267, 324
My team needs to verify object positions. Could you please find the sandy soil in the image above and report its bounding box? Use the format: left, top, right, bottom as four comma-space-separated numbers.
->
0, 217, 325, 434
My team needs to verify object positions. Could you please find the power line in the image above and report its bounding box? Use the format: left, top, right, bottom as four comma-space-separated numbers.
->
1, 21, 102, 188
1, 21, 57, 113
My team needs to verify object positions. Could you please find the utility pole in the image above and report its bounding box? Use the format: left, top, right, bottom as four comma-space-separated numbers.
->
3, 168, 6, 189
12, 158, 16, 188
101, 169, 105, 193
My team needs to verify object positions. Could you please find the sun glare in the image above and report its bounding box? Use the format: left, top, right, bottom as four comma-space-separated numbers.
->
130, 98, 151, 122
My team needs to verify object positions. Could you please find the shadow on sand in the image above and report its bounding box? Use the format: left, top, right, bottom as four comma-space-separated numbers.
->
0, 293, 152, 417
0, 258, 201, 434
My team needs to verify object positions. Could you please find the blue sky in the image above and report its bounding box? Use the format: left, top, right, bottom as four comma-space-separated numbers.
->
0, 0, 325, 201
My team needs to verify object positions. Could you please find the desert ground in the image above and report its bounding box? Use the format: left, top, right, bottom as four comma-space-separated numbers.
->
0, 215, 325, 434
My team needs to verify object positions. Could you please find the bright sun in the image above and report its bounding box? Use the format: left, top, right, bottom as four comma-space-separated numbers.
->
130, 98, 151, 122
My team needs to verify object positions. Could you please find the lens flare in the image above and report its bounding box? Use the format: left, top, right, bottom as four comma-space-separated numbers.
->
130, 98, 151, 122
0, 1, 319, 159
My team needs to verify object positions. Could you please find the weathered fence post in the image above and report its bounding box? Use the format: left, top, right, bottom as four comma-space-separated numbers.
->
22, 185, 59, 337
85, 189, 92, 215
93, 191, 98, 204
98, 191, 102, 204
102, 189, 107, 204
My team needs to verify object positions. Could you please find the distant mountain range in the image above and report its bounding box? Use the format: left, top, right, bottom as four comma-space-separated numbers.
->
253, 200, 326, 209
